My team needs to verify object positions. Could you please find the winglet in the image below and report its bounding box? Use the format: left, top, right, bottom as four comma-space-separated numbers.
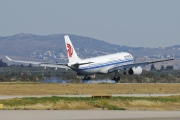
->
172, 54, 174, 59
6, 56, 12, 61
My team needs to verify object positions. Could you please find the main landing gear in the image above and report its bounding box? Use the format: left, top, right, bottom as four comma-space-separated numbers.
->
112, 71, 120, 83
82, 74, 95, 80
83, 76, 91, 80
82, 76, 91, 83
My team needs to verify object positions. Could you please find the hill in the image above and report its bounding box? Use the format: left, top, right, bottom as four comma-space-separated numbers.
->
0, 33, 179, 69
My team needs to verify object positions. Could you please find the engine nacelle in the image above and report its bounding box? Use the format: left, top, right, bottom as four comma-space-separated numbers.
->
128, 66, 142, 75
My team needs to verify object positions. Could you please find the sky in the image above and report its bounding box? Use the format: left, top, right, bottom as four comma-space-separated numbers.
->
0, 0, 180, 47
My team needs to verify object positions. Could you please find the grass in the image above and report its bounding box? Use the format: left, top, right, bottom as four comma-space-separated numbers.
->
0, 83, 180, 95
0, 83, 179, 110
0, 96, 179, 110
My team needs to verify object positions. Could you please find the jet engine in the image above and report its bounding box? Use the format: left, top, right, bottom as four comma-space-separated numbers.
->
128, 66, 142, 75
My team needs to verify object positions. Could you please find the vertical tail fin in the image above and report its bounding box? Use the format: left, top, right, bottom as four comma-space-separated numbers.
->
64, 35, 81, 63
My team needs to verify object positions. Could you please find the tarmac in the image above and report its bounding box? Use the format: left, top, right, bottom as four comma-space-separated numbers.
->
0, 110, 179, 120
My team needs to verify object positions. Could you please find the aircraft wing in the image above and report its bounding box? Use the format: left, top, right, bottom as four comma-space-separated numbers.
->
108, 56, 174, 73
6, 56, 69, 69
39, 63, 69, 69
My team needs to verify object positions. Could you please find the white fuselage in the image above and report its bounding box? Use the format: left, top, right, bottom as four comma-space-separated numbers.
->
70, 52, 134, 75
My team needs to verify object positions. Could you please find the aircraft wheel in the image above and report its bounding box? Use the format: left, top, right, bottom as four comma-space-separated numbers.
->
112, 75, 120, 83
83, 76, 91, 80
123, 71, 127, 75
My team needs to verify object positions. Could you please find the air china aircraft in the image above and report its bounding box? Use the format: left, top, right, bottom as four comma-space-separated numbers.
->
6, 35, 174, 82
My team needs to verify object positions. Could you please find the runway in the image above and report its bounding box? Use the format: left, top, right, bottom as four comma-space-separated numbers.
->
0, 94, 179, 100
0, 110, 179, 120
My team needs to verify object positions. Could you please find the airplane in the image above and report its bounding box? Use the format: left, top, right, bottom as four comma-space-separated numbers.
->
6, 35, 174, 82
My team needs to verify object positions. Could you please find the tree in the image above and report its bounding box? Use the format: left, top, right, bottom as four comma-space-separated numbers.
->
0, 59, 8, 67
28, 63, 32, 67
166, 65, 173, 70
20, 64, 24, 67
160, 65, 165, 70
150, 64, 156, 71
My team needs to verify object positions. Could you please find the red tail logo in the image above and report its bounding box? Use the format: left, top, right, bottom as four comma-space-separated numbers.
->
67, 44, 73, 58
